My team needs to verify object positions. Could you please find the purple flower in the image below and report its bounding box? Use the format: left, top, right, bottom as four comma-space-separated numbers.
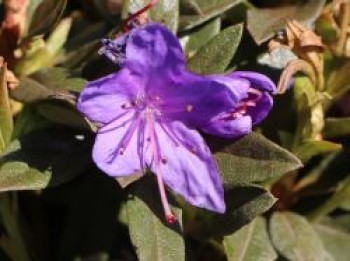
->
78, 23, 240, 222
203, 71, 277, 138
78, 22, 276, 222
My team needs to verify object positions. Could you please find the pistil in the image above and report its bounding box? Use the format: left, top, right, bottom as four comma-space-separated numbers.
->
146, 110, 176, 224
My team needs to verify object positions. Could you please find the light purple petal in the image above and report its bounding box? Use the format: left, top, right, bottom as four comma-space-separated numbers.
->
92, 112, 151, 176
151, 120, 226, 213
202, 115, 252, 139
228, 71, 277, 94
77, 68, 142, 125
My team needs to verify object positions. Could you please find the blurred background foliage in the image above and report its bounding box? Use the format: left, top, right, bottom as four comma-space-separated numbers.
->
0, 0, 349, 260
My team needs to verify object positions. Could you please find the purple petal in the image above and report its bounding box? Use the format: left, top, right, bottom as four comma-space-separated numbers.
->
124, 23, 185, 76
154, 71, 239, 127
202, 115, 252, 139
92, 112, 151, 176
228, 71, 277, 94
248, 92, 274, 124
206, 74, 250, 102
152, 120, 226, 213
77, 68, 141, 125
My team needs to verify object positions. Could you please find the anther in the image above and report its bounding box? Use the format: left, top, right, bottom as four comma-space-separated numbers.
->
165, 213, 177, 225
161, 158, 167, 164
185, 104, 193, 112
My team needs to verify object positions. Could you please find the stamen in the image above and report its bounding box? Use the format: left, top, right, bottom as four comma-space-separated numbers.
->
121, 101, 137, 110
122, 0, 159, 32
146, 111, 176, 224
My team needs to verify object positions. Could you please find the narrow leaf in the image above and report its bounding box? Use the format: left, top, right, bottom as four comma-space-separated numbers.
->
213, 132, 302, 185
126, 176, 185, 261
188, 24, 243, 74
0, 128, 92, 192
314, 219, 350, 261
294, 140, 342, 163
224, 217, 277, 261
0, 63, 13, 152
270, 212, 333, 261
247, 0, 326, 45
324, 117, 350, 138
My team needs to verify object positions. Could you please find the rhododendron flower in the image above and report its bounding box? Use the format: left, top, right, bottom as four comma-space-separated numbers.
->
78, 22, 276, 223
203, 72, 276, 138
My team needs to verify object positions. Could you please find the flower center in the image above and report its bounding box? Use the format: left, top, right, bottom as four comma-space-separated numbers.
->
231, 88, 262, 119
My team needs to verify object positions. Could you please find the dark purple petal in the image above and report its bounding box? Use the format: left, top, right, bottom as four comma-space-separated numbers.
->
154, 71, 240, 127
92, 113, 151, 176
202, 115, 252, 139
152, 120, 226, 213
228, 71, 277, 94
247, 92, 273, 124
124, 22, 185, 76
77, 68, 141, 125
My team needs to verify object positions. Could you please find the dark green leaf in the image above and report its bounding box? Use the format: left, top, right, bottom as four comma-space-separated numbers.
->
126, 176, 185, 261
185, 184, 276, 239
270, 212, 333, 261
314, 218, 350, 261
122, 0, 179, 32
36, 99, 92, 130
247, 0, 326, 45
213, 132, 302, 185
324, 117, 350, 138
294, 140, 342, 163
223, 217, 277, 261
179, 0, 242, 30
187, 24, 243, 74
184, 17, 221, 58
0, 64, 13, 152
27, 0, 67, 37
0, 128, 92, 192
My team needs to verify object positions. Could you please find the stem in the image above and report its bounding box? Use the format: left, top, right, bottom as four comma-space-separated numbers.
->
307, 176, 350, 222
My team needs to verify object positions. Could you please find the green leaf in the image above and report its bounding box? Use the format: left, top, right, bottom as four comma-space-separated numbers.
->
270, 212, 333, 261
314, 218, 350, 261
213, 132, 302, 185
0, 64, 13, 152
11, 67, 87, 103
179, 0, 242, 30
183, 17, 221, 58
185, 184, 276, 239
223, 217, 277, 261
0, 128, 92, 192
122, 0, 179, 32
307, 177, 350, 222
327, 60, 350, 100
126, 176, 185, 261
17, 19, 73, 75
324, 118, 350, 138
247, 0, 326, 45
27, 0, 67, 37
187, 24, 243, 74
294, 140, 342, 163
36, 99, 92, 130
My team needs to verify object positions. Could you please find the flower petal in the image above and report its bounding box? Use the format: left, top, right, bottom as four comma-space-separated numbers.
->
77, 68, 141, 125
92, 112, 150, 176
248, 92, 273, 124
202, 115, 252, 139
152, 120, 226, 213
155, 71, 239, 127
125, 23, 185, 76
229, 71, 277, 94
